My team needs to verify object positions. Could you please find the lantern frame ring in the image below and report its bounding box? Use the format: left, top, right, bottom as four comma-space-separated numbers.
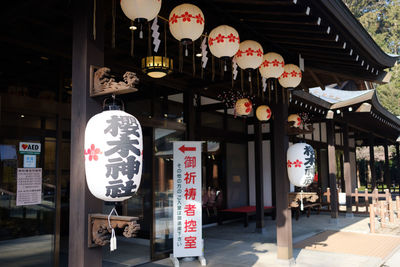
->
103, 95, 125, 111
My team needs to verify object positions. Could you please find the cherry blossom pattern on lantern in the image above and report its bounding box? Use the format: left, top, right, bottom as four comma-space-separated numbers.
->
169, 12, 204, 24
208, 33, 239, 46
85, 144, 102, 161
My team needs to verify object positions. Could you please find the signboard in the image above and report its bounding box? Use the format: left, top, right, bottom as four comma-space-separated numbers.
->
173, 141, 202, 258
23, 154, 37, 168
16, 168, 42, 206
19, 142, 41, 154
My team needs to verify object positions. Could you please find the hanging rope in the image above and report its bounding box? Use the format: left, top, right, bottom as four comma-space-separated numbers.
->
111, 0, 116, 48
93, 0, 96, 40
130, 21, 134, 57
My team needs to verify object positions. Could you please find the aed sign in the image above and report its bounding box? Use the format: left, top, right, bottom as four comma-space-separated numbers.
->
19, 142, 41, 154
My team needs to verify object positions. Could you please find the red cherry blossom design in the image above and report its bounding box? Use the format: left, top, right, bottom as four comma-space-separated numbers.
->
85, 144, 102, 161
281, 71, 289, 78
293, 159, 303, 168
244, 101, 252, 113
236, 50, 243, 57
195, 14, 204, 24
280, 61, 285, 67
208, 37, 214, 46
290, 70, 298, 77
262, 60, 270, 67
256, 48, 263, 57
266, 108, 271, 119
296, 117, 302, 126
272, 59, 280, 67
287, 160, 292, 168
245, 48, 254, 56
169, 14, 179, 24
227, 33, 238, 42
298, 72, 302, 78
216, 33, 225, 43
182, 12, 192, 22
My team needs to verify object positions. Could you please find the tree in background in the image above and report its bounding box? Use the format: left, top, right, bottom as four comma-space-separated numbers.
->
343, 0, 400, 115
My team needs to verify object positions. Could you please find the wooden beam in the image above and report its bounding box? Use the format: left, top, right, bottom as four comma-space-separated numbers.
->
342, 124, 353, 216
69, 0, 103, 266
254, 120, 264, 232
369, 134, 376, 189
326, 120, 339, 219
308, 69, 325, 90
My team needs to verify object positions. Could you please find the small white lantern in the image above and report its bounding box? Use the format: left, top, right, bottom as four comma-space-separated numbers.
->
278, 64, 302, 88
287, 143, 315, 187
288, 114, 301, 128
256, 105, 272, 121
259, 52, 285, 79
208, 25, 240, 59
85, 110, 143, 202
120, 0, 162, 22
235, 98, 252, 116
234, 40, 264, 70
169, 3, 205, 44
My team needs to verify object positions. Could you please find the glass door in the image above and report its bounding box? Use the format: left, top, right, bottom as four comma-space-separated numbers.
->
152, 128, 184, 260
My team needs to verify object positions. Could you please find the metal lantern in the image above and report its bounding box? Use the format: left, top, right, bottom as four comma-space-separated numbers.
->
235, 98, 252, 116
85, 110, 143, 202
278, 64, 302, 88
208, 25, 240, 59
169, 3, 205, 44
256, 105, 272, 121
234, 40, 264, 70
259, 52, 285, 79
120, 0, 162, 22
287, 143, 315, 187
288, 114, 301, 128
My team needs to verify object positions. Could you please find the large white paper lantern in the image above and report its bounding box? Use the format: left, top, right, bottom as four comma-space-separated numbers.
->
278, 64, 302, 88
85, 110, 143, 202
208, 25, 240, 59
235, 98, 252, 116
234, 40, 263, 70
259, 52, 285, 79
288, 114, 301, 128
287, 143, 315, 187
256, 105, 272, 121
120, 0, 162, 22
169, 3, 205, 43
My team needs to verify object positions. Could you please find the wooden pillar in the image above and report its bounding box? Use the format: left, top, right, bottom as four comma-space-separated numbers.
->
326, 120, 338, 219
369, 134, 376, 189
396, 143, 400, 184
254, 120, 264, 231
342, 124, 353, 215
69, 0, 104, 266
384, 142, 390, 191
183, 89, 195, 140
271, 97, 292, 260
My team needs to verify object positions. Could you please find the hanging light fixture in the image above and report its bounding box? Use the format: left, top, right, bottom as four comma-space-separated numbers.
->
256, 105, 272, 121
288, 114, 302, 128
208, 25, 240, 70
278, 64, 302, 88
120, 0, 162, 38
235, 98, 252, 116
169, 3, 205, 45
259, 52, 285, 79
142, 21, 173, 78
234, 40, 263, 70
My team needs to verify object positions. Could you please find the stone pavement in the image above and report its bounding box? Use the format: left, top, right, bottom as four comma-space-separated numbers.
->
140, 213, 400, 267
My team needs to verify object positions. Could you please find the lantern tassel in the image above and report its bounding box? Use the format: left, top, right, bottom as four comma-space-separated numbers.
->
130, 21, 134, 57
108, 207, 119, 252
139, 24, 143, 39
192, 42, 196, 77
300, 190, 304, 211
185, 44, 188, 57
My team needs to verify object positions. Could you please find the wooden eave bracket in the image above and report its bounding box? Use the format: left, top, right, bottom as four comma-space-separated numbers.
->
286, 121, 314, 135
288, 192, 319, 208
88, 213, 140, 248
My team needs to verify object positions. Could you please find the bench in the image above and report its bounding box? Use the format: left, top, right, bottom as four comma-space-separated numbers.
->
218, 206, 276, 227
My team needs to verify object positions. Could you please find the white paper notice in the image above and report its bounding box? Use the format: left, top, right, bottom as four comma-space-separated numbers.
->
173, 141, 202, 258
16, 168, 42, 206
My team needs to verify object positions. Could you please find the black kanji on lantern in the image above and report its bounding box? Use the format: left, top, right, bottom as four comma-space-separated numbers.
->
303, 145, 315, 166
103, 115, 141, 198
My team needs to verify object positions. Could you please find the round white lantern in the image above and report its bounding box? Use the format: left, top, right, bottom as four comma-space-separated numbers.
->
169, 3, 205, 43
120, 0, 162, 22
288, 114, 301, 128
278, 64, 302, 88
208, 25, 240, 59
256, 105, 272, 121
85, 110, 143, 202
287, 143, 315, 187
235, 98, 252, 116
234, 40, 263, 70
259, 52, 285, 79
